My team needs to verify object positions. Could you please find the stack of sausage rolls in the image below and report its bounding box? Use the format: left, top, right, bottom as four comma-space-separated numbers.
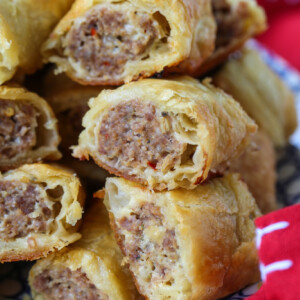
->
0, 0, 86, 264
0, 0, 297, 299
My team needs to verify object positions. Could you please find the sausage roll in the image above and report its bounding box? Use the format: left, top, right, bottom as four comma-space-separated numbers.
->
228, 130, 277, 214
213, 48, 297, 146
0, 163, 85, 262
104, 174, 261, 300
73, 76, 257, 190
0, 85, 61, 171
194, 0, 266, 75
42, 0, 216, 85
0, 0, 74, 85
29, 199, 140, 300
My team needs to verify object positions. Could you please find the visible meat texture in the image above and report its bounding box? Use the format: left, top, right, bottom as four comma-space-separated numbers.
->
119, 203, 179, 284
65, 6, 159, 80
0, 181, 53, 240
0, 100, 39, 160
33, 267, 109, 300
213, 0, 250, 48
99, 100, 186, 175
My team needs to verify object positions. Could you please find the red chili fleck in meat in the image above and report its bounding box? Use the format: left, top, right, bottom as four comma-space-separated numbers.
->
90, 28, 97, 36
147, 161, 157, 170
102, 61, 111, 66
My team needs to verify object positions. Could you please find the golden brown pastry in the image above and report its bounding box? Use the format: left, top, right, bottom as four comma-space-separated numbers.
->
228, 130, 277, 214
0, 85, 61, 171
0, 163, 85, 263
0, 0, 74, 85
42, 0, 216, 85
104, 174, 261, 300
73, 76, 257, 190
43, 72, 109, 185
29, 199, 140, 300
195, 0, 266, 75
213, 48, 297, 146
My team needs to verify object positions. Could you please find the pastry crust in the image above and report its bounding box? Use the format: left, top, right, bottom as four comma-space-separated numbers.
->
29, 199, 140, 300
0, 85, 61, 171
228, 130, 277, 214
42, 0, 216, 85
0, 0, 74, 84
104, 174, 261, 300
195, 0, 266, 75
0, 163, 85, 262
212, 48, 297, 146
73, 76, 257, 190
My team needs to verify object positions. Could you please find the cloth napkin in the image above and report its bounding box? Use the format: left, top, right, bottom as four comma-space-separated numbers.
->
257, 0, 300, 71
249, 204, 300, 299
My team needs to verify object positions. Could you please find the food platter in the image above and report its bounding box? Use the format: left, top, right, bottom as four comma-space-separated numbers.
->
0, 42, 299, 300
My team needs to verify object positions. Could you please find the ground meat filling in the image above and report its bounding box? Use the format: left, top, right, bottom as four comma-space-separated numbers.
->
213, 0, 251, 48
0, 181, 54, 240
65, 6, 160, 80
33, 267, 109, 300
99, 100, 186, 175
0, 99, 39, 160
119, 203, 179, 284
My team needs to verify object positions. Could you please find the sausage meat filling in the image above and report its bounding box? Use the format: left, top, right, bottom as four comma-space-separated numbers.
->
0, 100, 39, 160
0, 181, 54, 240
99, 100, 186, 176
64, 5, 161, 81
33, 267, 109, 300
119, 203, 179, 285
213, 0, 251, 48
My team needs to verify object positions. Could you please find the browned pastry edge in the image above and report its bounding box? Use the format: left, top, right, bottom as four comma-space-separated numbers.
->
1, 248, 53, 263
64, 60, 182, 86
76, 152, 208, 191
190, 36, 250, 77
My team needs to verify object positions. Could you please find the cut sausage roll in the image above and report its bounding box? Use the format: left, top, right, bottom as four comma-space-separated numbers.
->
0, 163, 85, 262
194, 0, 266, 75
42, 0, 216, 85
212, 48, 297, 146
228, 130, 277, 214
104, 174, 261, 300
29, 199, 140, 300
73, 76, 257, 190
0, 0, 74, 85
0, 85, 61, 171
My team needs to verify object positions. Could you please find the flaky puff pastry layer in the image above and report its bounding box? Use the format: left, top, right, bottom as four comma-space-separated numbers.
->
104, 174, 261, 300
42, 0, 215, 85
73, 76, 257, 190
0, 85, 61, 171
43, 72, 109, 184
194, 0, 266, 75
0, 0, 74, 85
228, 130, 277, 214
213, 48, 297, 146
29, 199, 140, 300
0, 163, 85, 262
